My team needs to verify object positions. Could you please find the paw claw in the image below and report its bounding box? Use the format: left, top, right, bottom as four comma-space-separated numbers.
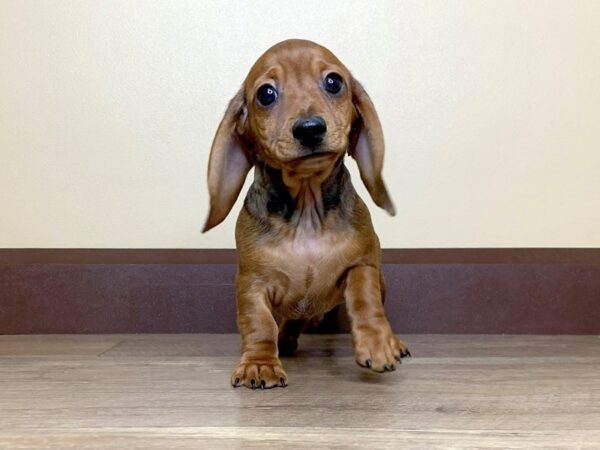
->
353, 330, 409, 373
231, 360, 288, 390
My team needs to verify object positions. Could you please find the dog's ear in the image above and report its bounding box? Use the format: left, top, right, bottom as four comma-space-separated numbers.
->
203, 88, 253, 232
349, 77, 395, 216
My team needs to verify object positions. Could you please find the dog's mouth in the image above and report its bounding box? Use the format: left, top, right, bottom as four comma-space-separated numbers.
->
293, 151, 338, 161
262, 148, 342, 175
282, 151, 340, 175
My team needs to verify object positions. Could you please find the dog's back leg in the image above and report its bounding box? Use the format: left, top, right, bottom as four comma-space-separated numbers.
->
278, 319, 308, 356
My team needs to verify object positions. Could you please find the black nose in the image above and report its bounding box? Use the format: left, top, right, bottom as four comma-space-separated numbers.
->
292, 116, 327, 148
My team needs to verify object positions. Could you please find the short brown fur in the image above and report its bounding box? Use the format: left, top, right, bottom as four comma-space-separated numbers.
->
204, 39, 409, 389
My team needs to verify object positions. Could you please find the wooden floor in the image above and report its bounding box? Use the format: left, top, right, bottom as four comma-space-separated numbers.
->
0, 334, 599, 449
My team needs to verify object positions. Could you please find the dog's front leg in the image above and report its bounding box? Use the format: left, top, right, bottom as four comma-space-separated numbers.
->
231, 278, 287, 389
344, 265, 410, 372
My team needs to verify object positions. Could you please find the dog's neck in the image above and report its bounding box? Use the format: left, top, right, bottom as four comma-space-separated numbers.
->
245, 156, 353, 234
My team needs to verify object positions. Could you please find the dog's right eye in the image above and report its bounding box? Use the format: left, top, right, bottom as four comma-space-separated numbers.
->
256, 84, 278, 107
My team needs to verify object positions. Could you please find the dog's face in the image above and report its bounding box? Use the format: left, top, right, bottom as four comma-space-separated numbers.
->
203, 39, 395, 232
243, 41, 354, 174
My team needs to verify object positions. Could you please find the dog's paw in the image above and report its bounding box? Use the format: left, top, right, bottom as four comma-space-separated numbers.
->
354, 328, 410, 373
231, 359, 288, 389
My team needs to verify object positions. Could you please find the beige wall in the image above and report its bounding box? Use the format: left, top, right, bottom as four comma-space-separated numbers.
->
1, 0, 599, 248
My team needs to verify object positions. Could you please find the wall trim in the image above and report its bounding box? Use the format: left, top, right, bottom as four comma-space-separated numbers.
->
2, 248, 599, 264
1, 248, 599, 334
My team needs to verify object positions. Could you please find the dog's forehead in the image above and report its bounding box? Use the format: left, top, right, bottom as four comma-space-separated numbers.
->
245, 39, 346, 85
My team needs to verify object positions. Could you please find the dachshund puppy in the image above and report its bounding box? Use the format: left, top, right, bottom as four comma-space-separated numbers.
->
204, 39, 410, 389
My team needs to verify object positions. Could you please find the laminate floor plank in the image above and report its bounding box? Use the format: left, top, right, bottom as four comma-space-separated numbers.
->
0, 334, 598, 449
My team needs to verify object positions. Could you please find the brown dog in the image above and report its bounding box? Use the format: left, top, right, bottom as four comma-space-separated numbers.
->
203, 39, 409, 389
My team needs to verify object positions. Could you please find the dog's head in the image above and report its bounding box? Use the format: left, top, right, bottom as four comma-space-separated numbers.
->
203, 39, 395, 232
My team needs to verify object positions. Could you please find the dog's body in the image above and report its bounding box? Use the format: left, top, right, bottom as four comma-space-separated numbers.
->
238, 160, 370, 319
204, 39, 409, 389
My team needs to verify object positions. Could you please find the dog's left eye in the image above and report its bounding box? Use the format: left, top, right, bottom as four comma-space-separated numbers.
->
324, 72, 344, 95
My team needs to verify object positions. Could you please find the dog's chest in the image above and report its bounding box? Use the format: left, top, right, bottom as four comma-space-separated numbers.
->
261, 231, 359, 316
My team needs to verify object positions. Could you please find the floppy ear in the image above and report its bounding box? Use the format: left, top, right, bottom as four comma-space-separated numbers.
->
349, 77, 396, 216
203, 88, 253, 232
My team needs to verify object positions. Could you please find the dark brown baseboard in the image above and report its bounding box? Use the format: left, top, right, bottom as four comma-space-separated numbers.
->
1, 249, 599, 334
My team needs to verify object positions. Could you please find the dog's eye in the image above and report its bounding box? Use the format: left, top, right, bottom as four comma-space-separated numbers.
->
257, 84, 278, 107
324, 73, 344, 95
